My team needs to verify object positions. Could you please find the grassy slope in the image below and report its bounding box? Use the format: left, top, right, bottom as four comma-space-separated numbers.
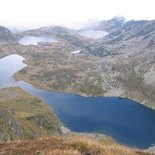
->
0, 136, 153, 155
0, 87, 61, 141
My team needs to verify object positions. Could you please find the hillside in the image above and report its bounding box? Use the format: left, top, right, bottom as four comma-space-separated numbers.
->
80, 18, 155, 108
5, 18, 154, 109
0, 136, 153, 155
0, 87, 61, 141
16, 26, 92, 47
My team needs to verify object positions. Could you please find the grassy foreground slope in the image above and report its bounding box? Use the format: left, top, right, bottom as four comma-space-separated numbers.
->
0, 87, 61, 141
0, 136, 153, 155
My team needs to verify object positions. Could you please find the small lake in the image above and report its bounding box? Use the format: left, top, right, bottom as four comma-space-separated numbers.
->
78, 30, 108, 39
18, 36, 58, 45
0, 54, 155, 149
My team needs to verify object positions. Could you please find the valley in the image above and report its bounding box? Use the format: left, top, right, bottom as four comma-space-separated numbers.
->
0, 17, 155, 154
1, 18, 155, 109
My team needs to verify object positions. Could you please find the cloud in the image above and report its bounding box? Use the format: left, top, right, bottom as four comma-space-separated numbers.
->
0, 0, 155, 30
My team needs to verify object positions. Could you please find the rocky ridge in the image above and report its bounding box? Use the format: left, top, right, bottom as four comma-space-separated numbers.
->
0, 26, 14, 42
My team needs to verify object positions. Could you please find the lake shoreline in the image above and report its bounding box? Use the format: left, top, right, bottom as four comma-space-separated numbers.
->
1, 54, 155, 149
14, 73, 155, 111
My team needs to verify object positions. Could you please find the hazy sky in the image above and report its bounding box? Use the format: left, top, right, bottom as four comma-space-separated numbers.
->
0, 0, 155, 30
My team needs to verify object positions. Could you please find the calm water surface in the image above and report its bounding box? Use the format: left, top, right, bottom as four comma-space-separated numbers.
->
18, 36, 58, 45
78, 30, 108, 39
0, 54, 155, 149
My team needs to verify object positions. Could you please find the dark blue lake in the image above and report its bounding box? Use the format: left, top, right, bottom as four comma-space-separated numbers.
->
0, 54, 155, 149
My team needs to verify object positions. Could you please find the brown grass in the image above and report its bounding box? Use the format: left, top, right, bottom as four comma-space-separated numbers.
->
0, 136, 153, 155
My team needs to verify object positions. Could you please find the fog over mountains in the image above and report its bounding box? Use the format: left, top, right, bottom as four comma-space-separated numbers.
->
0, 0, 155, 31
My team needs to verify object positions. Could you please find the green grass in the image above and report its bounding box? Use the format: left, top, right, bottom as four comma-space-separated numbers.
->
0, 87, 61, 142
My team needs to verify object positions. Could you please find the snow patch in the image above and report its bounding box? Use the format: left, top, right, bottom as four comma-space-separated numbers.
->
71, 50, 81, 55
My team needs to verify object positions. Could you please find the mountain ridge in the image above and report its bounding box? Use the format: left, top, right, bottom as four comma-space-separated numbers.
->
0, 26, 15, 42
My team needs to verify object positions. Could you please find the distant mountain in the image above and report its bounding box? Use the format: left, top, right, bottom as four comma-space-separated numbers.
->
108, 19, 155, 42
17, 26, 91, 47
21, 26, 76, 36
90, 16, 125, 33
81, 18, 155, 56
0, 26, 14, 42
0, 87, 61, 141
78, 18, 155, 109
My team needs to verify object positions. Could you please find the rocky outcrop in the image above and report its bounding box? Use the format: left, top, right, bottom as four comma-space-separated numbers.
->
147, 145, 155, 154
0, 26, 14, 42
79, 18, 155, 108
